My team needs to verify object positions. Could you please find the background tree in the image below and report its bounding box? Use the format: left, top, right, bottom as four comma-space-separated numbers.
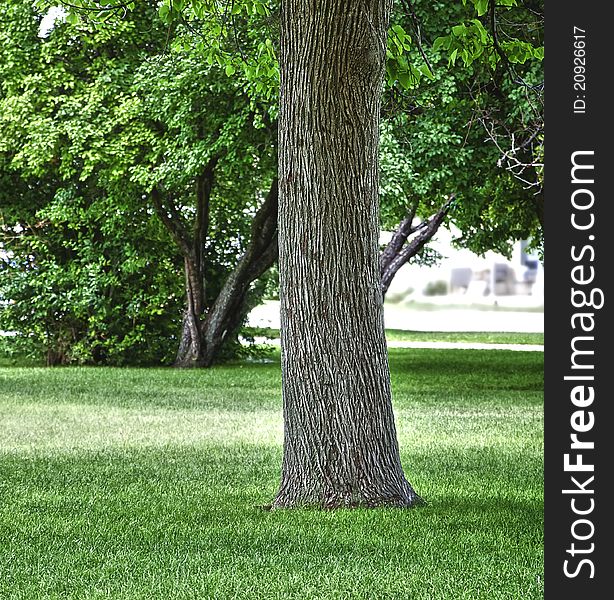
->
0, 1, 184, 365
378, 0, 544, 286
1, 1, 279, 366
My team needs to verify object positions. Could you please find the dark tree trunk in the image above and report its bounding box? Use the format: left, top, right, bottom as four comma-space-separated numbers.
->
200, 179, 279, 366
153, 174, 279, 368
174, 254, 205, 367
274, 0, 421, 509
380, 195, 455, 295
152, 159, 215, 367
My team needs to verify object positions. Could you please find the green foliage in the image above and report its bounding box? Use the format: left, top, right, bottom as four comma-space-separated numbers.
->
1, 0, 276, 365
386, 24, 434, 90
0, 1, 183, 365
0, 185, 183, 366
38, 0, 543, 262
9, 0, 546, 365
433, 0, 543, 69
381, 0, 544, 258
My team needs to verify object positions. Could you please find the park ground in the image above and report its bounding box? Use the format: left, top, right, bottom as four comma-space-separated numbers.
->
0, 337, 543, 599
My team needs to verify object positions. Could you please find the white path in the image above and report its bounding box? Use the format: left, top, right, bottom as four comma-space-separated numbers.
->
246, 337, 543, 353
248, 300, 544, 334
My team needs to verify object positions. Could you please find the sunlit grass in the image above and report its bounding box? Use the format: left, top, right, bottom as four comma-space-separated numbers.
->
242, 327, 544, 346
0, 349, 543, 599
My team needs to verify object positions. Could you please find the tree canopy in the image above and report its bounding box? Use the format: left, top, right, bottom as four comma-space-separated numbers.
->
1, 0, 544, 365
1, 0, 277, 364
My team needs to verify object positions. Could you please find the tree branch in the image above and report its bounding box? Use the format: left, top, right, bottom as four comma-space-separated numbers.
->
381, 194, 455, 294
150, 187, 192, 257
202, 177, 279, 358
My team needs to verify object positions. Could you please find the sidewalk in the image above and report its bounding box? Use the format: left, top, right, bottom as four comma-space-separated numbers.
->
246, 337, 543, 353
247, 300, 544, 334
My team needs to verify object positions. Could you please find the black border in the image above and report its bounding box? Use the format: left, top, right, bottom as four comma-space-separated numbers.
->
545, 3, 612, 596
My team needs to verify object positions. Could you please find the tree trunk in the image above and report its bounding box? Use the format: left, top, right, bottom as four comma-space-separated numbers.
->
174, 254, 205, 367
151, 161, 215, 367
274, 0, 421, 509
153, 172, 278, 368
200, 179, 279, 366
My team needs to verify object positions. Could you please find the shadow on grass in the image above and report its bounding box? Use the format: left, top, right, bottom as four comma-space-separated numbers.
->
1, 443, 543, 599
0, 349, 542, 413
390, 348, 543, 393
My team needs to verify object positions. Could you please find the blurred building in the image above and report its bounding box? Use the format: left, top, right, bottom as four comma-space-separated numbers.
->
383, 227, 544, 307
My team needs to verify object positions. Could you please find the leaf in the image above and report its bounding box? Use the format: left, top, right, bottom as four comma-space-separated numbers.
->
158, 4, 170, 21
225, 64, 236, 77
65, 11, 79, 25
419, 64, 435, 80
471, 19, 489, 43
474, 0, 489, 16
391, 24, 407, 39
397, 69, 411, 90
433, 36, 450, 51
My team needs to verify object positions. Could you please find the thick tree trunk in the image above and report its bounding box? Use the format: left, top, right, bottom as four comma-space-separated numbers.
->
274, 0, 421, 509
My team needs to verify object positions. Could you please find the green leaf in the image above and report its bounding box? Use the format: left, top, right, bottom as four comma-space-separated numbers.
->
419, 64, 435, 80
225, 64, 236, 77
474, 0, 489, 16
391, 24, 407, 38
471, 19, 489, 43
433, 36, 449, 51
65, 11, 79, 25
397, 70, 411, 90
158, 3, 170, 22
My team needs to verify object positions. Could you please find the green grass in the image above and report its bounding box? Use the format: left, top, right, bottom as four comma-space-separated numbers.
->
0, 349, 543, 599
243, 327, 544, 346
385, 330, 543, 344
398, 301, 544, 313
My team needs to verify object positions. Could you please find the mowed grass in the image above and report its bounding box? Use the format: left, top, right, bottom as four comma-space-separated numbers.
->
0, 349, 543, 599
243, 327, 544, 346
385, 330, 543, 344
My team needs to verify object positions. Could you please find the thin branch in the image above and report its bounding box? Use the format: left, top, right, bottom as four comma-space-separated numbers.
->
150, 187, 192, 257
401, 0, 434, 75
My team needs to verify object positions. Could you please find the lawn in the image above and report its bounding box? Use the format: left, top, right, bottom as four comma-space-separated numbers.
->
0, 348, 543, 599
242, 327, 544, 346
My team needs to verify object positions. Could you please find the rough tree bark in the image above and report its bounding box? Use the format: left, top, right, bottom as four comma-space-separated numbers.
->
380, 194, 455, 295
274, 0, 422, 508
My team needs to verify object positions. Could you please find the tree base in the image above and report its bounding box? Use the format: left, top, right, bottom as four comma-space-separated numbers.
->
271, 487, 424, 510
